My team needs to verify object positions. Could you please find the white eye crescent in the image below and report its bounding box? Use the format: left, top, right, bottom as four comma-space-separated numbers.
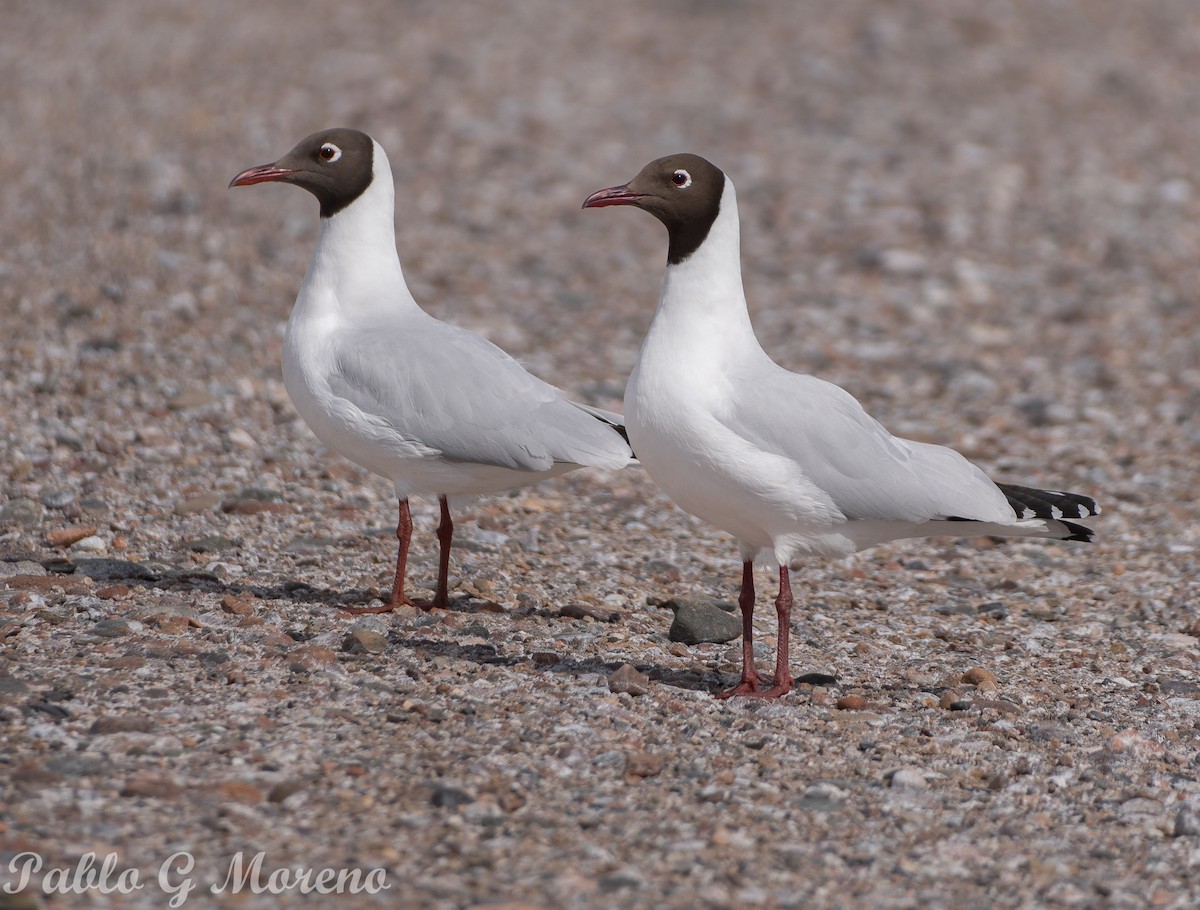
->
671, 169, 691, 188
319, 143, 342, 163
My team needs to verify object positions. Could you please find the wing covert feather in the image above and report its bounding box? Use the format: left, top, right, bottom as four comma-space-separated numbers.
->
327, 323, 631, 471
719, 369, 1014, 523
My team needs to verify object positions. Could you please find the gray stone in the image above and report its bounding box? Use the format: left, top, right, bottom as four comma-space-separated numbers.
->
0, 676, 30, 699
70, 536, 107, 553
666, 597, 742, 644
285, 535, 336, 554
90, 715, 157, 734
236, 487, 282, 502
1174, 807, 1200, 837
0, 498, 43, 527
0, 560, 48, 578
598, 870, 644, 892
91, 618, 132, 638
186, 535, 239, 553
73, 559, 161, 582
429, 784, 473, 810
45, 753, 106, 777
348, 616, 390, 636
40, 487, 76, 509
888, 767, 929, 790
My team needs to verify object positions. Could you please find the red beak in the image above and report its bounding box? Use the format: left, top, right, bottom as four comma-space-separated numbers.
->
582, 184, 645, 209
228, 163, 297, 189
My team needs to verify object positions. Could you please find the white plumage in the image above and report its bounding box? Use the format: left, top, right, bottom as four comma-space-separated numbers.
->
235, 129, 632, 611
586, 153, 1098, 697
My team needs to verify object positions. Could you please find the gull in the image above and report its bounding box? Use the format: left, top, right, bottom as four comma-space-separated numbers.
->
230, 128, 632, 612
584, 154, 1099, 698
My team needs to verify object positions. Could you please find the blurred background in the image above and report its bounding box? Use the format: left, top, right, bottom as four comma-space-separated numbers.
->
3, 1, 1200, 906
3, 1, 1197, 522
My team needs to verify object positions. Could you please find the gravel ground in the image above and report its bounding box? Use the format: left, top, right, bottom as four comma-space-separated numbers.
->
3, 1, 1200, 907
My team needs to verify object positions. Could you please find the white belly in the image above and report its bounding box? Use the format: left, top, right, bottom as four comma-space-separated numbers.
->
626, 374, 854, 562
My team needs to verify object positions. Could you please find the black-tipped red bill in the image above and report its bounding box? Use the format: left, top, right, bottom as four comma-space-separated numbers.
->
582, 185, 646, 209
229, 163, 298, 189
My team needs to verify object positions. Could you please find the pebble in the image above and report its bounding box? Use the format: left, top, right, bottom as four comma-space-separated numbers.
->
962, 667, 998, 688
879, 248, 928, 275
343, 630, 388, 654
39, 487, 76, 509
150, 614, 193, 634
1174, 808, 1200, 837
120, 776, 184, 800
978, 601, 1009, 620
46, 525, 97, 548
836, 694, 866, 710
0, 676, 30, 696
90, 715, 157, 734
285, 535, 336, 554
268, 779, 309, 804
625, 750, 665, 779
188, 535, 239, 553
644, 558, 682, 581
70, 535, 107, 553
74, 558, 160, 582
888, 767, 929, 790
666, 597, 741, 644
216, 780, 263, 805
95, 434, 124, 456
559, 602, 620, 623
608, 663, 651, 696
795, 782, 849, 811
598, 870, 645, 892
222, 498, 290, 515
933, 602, 975, 616
797, 672, 838, 686
170, 389, 218, 410
349, 615, 390, 635
220, 592, 256, 616
175, 493, 223, 515
226, 427, 259, 449
469, 529, 511, 549
288, 644, 339, 669
91, 618, 133, 638
0, 498, 43, 527
430, 784, 473, 810
0, 560, 47, 578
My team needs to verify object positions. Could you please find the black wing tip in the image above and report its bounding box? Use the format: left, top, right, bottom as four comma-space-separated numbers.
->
1059, 520, 1096, 543
587, 410, 635, 455
997, 483, 1101, 520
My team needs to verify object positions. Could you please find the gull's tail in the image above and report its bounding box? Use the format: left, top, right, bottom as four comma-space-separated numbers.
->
572, 402, 634, 452
995, 483, 1100, 542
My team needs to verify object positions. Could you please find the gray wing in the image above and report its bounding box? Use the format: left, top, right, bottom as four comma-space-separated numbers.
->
720, 367, 1015, 523
326, 320, 632, 472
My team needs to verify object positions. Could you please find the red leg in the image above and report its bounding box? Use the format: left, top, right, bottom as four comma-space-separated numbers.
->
758, 566, 794, 697
716, 560, 765, 698
429, 495, 453, 610
343, 498, 416, 614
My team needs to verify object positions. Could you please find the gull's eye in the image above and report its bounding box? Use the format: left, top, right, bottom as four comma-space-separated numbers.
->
671, 169, 692, 188
319, 143, 342, 163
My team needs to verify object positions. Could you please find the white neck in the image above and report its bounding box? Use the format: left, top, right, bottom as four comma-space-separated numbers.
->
646, 176, 762, 363
296, 139, 417, 322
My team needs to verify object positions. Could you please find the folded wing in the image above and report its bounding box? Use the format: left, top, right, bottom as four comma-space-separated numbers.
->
328, 321, 632, 472
720, 368, 1016, 525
